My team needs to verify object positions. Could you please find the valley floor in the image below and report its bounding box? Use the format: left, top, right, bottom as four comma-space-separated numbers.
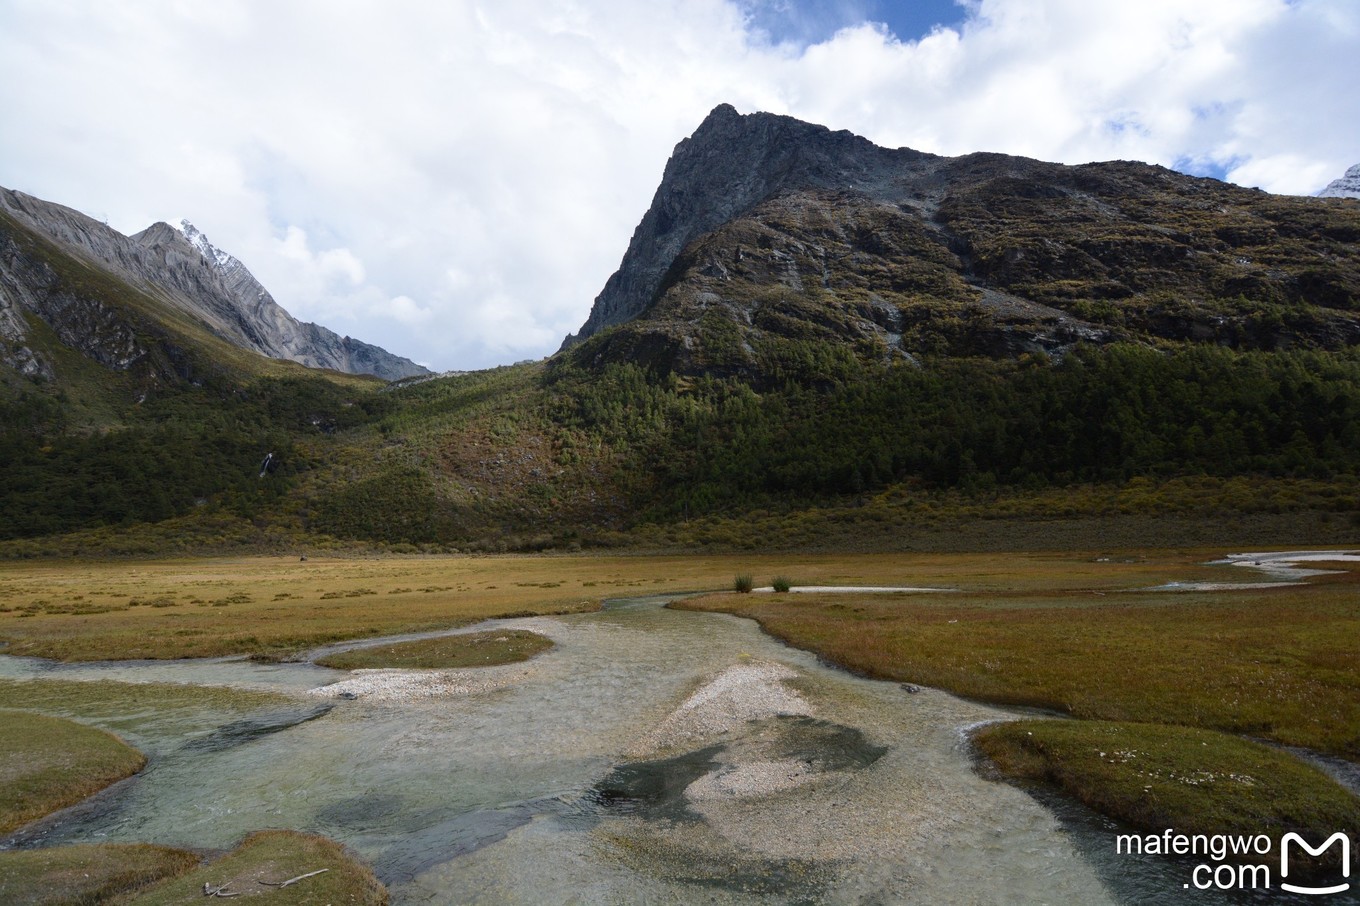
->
0, 548, 1356, 902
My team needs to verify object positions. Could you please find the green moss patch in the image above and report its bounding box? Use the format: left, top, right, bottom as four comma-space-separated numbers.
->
974, 720, 1360, 870
0, 711, 146, 835
0, 843, 198, 906
315, 629, 553, 670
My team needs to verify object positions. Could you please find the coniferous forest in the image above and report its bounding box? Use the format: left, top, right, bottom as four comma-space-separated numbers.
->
8, 339, 1357, 553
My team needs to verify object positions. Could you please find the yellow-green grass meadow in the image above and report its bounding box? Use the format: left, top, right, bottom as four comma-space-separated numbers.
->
0, 685, 388, 904
973, 720, 1360, 874
680, 561, 1360, 758
0, 711, 146, 836
119, 830, 388, 905
0, 550, 1164, 662
0, 678, 292, 723
3, 548, 1356, 861
678, 554, 1360, 846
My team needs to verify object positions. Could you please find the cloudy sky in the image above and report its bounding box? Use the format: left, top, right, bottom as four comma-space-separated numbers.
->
1, 0, 1356, 372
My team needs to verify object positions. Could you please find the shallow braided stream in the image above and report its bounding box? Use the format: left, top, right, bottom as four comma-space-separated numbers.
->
0, 594, 1290, 903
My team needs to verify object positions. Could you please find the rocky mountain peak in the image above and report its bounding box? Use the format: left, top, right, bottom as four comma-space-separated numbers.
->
1318, 163, 1360, 199
561, 104, 940, 347
0, 184, 431, 384
135, 218, 431, 381
178, 219, 237, 271
561, 107, 1360, 379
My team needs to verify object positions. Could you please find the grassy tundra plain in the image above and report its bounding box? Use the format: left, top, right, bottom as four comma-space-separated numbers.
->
0, 551, 1070, 661
679, 553, 1360, 860
1, 549, 1357, 895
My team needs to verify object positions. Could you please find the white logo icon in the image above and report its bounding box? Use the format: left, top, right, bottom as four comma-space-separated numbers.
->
1281, 832, 1351, 896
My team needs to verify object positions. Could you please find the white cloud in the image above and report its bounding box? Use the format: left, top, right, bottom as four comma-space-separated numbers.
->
276, 226, 365, 291
0, 0, 1355, 371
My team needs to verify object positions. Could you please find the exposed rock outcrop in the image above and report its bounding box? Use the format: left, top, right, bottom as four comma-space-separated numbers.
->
0, 202, 151, 383
1319, 164, 1360, 199
564, 106, 1360, 378
142, 220, 430, 380
561, 104, 942, 347
0, 186, 429, 383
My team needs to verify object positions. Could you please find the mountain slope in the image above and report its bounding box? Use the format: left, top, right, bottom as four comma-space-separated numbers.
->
565, 106, 1360, 378
0, 186, 428, 386
0, 194, 397, 540
138, 220, 429, 380
6, 112, 1360, 556
560, 103, 941, 347
1, 192, 263, 407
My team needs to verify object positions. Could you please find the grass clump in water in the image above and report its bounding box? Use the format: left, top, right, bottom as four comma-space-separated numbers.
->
734, 574, 754, 593
0, 678, 292, 722
315, 629, 553, 670
771, 576, 793, 593
0, 711, 146, 835
0, 843, 199, 905
973, 719, 1360, 873
115, 829, 387, 905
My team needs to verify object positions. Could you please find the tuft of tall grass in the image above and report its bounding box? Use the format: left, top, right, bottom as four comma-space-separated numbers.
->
771, 576, 792, 593
734, 574, 754, 593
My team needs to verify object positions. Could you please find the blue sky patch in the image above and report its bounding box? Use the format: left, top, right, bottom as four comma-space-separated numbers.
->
1172, 156, 1238, 183
740, 0, 968, 47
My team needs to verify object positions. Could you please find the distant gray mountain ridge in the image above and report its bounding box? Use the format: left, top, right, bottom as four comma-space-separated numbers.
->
0, 185, 429, 381
1318, 163, 1360, 199
137, 219, 430, 380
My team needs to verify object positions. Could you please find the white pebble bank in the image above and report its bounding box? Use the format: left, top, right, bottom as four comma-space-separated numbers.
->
307, 665, 532, 702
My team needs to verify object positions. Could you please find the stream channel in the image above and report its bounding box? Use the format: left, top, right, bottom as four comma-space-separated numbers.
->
2, 561, 1352, 904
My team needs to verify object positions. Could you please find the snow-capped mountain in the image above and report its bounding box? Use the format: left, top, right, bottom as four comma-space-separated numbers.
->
179, 219, 236, 270
157, 219, 429, 381
1318, 164, 1360, 199
0, 184, 429, 384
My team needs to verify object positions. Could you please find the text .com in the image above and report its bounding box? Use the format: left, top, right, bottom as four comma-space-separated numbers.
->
1116, 829, 1352, 894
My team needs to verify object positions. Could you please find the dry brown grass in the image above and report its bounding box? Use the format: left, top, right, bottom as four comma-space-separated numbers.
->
0, 551, 1109, 661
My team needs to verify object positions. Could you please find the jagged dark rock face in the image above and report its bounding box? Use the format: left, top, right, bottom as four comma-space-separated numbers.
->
562, 104, 940, 348
0, 186, 430, 384
564, 106, 1360, 377
1, 197, 167, 386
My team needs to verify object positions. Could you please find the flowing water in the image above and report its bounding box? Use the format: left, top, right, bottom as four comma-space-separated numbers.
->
1, 586, 1344, 904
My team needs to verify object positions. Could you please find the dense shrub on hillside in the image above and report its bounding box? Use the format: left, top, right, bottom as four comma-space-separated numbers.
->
7, 340, 1360, 547
548, 344, 1360, 521
0, 376, 389, 540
